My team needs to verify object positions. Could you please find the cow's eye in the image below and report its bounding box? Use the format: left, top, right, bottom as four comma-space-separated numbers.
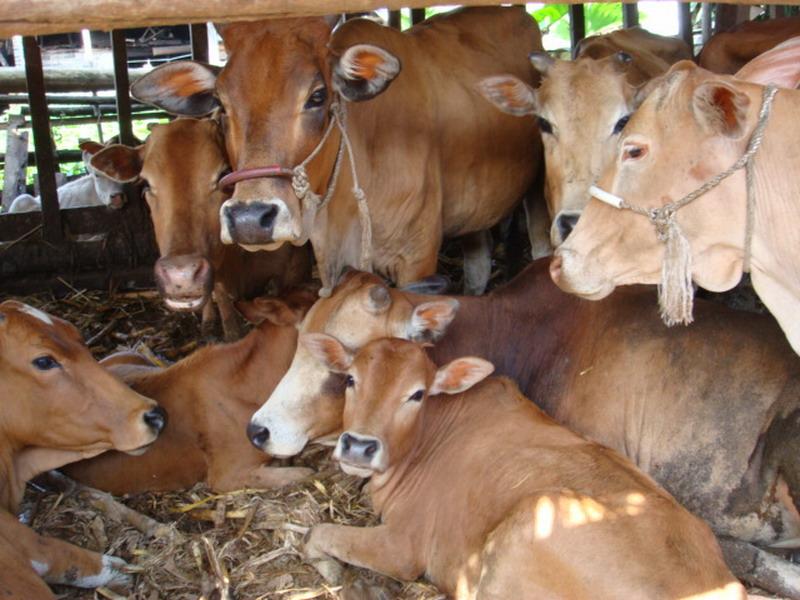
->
32, 355, 60, 371
345, 375, 355, 388
623, 144, 647, 161
612, 115, 630, 135
408, 389, 424, 402
537, 117, 553, 135
305, 87, 328, 110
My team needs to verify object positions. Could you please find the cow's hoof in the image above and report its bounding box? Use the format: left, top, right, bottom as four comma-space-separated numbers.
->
312, 558, 343, 585
75, 555, 132, 589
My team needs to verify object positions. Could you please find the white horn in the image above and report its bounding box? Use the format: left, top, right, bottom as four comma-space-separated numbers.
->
590, 185, 625, 209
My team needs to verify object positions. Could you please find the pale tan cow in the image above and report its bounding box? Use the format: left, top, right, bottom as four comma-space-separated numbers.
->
480, 28, 690, 247
551, 61, 800, 355
0, 301, 165, 599
91, 118, 310, 340
301, 336, 745, 600
128, 7, 543, 295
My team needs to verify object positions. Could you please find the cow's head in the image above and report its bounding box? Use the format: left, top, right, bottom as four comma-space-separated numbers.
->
131, 17, 401, 252
551, 62, 757, 300
91, 118, 230, 313
79, 141, 127, 209
0, 301, 165, 504
480, 52, 642, 247
246, 270, 459, 457
302, 336, 492, 477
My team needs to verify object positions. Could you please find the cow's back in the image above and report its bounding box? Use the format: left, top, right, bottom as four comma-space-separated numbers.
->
700, 16, 800, 74
330, 7, 542, 238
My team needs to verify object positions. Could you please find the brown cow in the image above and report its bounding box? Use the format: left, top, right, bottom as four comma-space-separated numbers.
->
0, 301, 165, 599
551, 62, 800, 355
480, 28, 690, 247
91, 118, 310, 340
700, 16, 800, 75
64, 290, 316, 493
249, 260, 800, 597
129, 7, 543, 295
301, 336, 745, 599
736, 35, 800, 89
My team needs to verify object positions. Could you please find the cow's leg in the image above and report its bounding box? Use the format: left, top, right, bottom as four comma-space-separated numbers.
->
0, 511, 130, 591
462, 229, 492, 295
214, 283, 243, 342
208, 463, 313, 492
719, 538, 800, 599
305, 523, 422, 584
0, 544, 56, 600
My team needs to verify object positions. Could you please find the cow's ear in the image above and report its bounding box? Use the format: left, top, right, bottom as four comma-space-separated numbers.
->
236, 297, 302, 326
407, 299, 459, 343
478, 75, 537, 117
333, 44, 401, 102
90, 144, 144, 183
301, 333, 353, 372
131, 61, 221, 116
692, 80, 751, 138
78, 140, 104, 156
430, 357, 494, 396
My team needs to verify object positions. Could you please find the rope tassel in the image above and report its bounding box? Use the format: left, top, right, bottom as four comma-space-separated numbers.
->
657, 218, 694, 326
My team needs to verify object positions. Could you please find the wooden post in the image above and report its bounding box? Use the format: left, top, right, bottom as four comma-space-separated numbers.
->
2, 115, 28, 211
411, 8, 425, 25
569, 4, 586, 53
190, 22, 209, 62
388, 9, 401, 29
701, 3, 713, 44
623, 3, 639, 28
678, 2, 693, 56
111, 30, 134, 147
770, 6, 787, 19
22, 36, 61, 243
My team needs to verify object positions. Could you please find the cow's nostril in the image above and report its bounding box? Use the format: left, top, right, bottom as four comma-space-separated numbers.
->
259, 204, 278, 229
247, 422, 270, 449
364, 440, 378, 458
341, 433, 353, 451
144, 406, 168, 434
556, 213, 580, 243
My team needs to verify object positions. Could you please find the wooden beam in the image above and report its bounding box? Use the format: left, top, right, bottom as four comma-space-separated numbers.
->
22, 36, 62, 244
111, 30, 134, 147
0, 67, 149, 94
388, 9, 401, 29
569, 4, 585, 53
190, 22, 209, 62
2, 115, 28, 211
678, 1, 693, 55
622, 3, 639, 28
410, 8, 425, 25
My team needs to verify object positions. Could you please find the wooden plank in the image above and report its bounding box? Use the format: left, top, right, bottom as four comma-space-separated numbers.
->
622, 3, 639, 28
190, 22, 209, 62
22, 36, 62, 244
2, 115, 28, 211
388, 9, 401, 29
410, 8, 425, 25
111, 30, 135, 147
7, 0, 771, 39
0, 265, 155, 296
0, 67, 149, 94
678, 1, 693, 55
569, 4, 586, 52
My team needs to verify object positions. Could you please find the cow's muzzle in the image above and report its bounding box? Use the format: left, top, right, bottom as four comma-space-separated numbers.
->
221, 201, 280, 245
154, 255, 212, 312
334, 432, 384, 477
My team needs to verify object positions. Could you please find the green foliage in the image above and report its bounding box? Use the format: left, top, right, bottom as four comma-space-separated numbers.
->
529, 3, 623, 50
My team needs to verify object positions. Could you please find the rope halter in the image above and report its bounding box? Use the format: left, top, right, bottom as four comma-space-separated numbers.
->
589, 84, 778, 327
218, 98, 373, 273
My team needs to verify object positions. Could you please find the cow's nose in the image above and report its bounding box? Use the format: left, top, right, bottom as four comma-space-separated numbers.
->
154, 255, 212, 309
247, 421, 270, 449
143, 406, 168, 434
555, 212, 580, 244
224, 202, 279, 245
550, 254, 563, 284
340, 433, 381, 465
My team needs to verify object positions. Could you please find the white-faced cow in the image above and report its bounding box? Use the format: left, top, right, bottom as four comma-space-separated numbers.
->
129, 8, 543, 295
249, 260, 800, 597
479, 28, 691, 247
0, 301, 165, 599
301, 336, 745, 600
90, 118, 310, 340
551, 62, 800, 355
9, 141, 126, 213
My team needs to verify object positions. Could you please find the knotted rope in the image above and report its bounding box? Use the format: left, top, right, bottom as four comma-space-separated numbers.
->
291, 101, 372, 272
590, 84, 778, 326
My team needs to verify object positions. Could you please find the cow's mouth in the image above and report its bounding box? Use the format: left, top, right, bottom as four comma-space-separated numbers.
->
163, 295, 207, 312
124, 441, 156, 456
337, 460, 376, 479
